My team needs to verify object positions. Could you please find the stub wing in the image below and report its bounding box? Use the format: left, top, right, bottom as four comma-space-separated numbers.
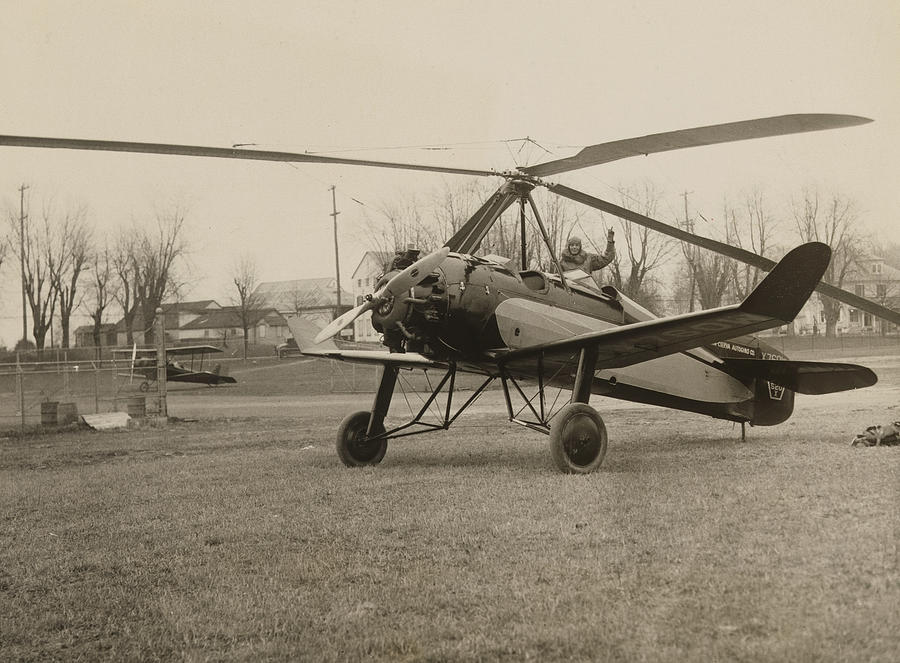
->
300, 347, 444, 370
723, 358, 876, 394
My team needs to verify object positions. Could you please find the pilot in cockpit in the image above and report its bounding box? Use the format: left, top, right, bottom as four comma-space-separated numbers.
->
559, 230, 615, 287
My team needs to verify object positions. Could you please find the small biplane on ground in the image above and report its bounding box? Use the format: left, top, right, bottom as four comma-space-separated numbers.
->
1, 113, 890, 472
114, 345, 237, 391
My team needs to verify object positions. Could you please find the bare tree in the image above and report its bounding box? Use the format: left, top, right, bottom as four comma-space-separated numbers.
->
0, 228, 6, 278
692, 250, 735, 310
727, 190, 780, 302
371, 191, 438, 255
112, 229, 139, 345
605, 182, 675, 311
84, 241, 118, 358
111, 209, 187, 346
8, 194, 57, 350
791, 188, 862, 337
48, 206, 92, 348
678, 196, 735, 311
431, 179, 493, 241
135, 208, 188, 344
231, 255, 268, 359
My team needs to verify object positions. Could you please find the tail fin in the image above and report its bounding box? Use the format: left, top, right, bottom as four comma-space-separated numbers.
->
741, 242, 831, 322
286, 316, 338, 352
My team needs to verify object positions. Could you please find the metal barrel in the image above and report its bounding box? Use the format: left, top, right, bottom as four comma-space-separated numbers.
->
124, 396, 146, 418
57, 402, 78, 425
40, 401, 59, 426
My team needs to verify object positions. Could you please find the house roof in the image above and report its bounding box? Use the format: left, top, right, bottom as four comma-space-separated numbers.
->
162, 300, 220, 313
253, 278, 353, 312
74, 323, 117, 334
179, 306, 285, 331
113, 300, 221, 332
350, 251, 393, 280
847, 256, 900, 283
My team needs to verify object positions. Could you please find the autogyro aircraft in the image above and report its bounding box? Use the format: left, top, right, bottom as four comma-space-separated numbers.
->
1, 114, 890, 472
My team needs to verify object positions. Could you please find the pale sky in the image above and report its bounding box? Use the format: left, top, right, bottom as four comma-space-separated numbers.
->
1, 1, 898, 347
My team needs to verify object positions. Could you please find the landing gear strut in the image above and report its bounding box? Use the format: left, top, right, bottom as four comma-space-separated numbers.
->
335, 365, 397, 467
549, 345, 607, 473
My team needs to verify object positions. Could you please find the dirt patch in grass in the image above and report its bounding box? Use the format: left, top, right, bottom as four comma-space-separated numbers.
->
1, 356, 898, 661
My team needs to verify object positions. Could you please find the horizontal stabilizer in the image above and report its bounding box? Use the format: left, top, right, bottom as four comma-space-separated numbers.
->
725, 358, 877, 394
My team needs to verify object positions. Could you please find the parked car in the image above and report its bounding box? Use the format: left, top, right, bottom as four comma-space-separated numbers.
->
275, 338, 302, 358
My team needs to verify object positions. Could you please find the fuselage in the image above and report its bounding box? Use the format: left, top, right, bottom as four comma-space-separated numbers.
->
370, 253, 793, 426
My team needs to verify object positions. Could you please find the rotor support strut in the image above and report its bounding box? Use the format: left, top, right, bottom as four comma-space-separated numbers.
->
525, 191, 570, 292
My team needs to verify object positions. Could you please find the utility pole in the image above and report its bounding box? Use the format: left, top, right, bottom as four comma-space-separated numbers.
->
329, 185, 342, 312
19, 184, 29, 346
682, 190, 695, 313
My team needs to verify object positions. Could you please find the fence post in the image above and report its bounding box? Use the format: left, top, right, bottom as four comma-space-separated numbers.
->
94, 360, 100, 414
17, 353, 25, 431
156, 308, 168, 422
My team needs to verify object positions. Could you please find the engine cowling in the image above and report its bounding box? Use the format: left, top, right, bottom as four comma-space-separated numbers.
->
371, 268, 449, 354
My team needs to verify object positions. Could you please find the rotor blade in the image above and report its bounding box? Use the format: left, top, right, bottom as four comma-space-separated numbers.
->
376, 246, 451, 299
0, 135, 498, 178
551, 182, 900, 326
314, 301, 375, 345
522, 114, 872, 177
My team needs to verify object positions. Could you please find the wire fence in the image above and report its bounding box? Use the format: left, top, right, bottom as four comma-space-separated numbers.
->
0, 356, 161, 430
4, 333, 898, 432
761, 332, 900, 356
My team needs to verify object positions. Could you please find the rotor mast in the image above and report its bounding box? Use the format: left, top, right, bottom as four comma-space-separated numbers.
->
444, 176, 571, 291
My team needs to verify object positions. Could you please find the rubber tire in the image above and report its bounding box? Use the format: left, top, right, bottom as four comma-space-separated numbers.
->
139, 381, 150, 393
549, 403, 608, 473
336, 410, 388, 467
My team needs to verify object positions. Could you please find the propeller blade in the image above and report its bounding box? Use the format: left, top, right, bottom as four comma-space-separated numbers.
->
314, 247, 450, 344
314, 301, 375, 345
0, 135, 497, 178
523, 114, 872, 177
377, 246, 451, 299
551, 182, 900, 326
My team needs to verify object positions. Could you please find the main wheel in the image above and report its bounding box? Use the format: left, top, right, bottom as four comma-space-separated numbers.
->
549, 403, 608, 473
336, 411, 388, 467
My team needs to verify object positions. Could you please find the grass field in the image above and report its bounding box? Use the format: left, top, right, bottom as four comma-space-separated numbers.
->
1, 355, 898, 661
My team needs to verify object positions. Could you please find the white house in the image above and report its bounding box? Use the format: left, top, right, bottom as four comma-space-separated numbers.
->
350, 251, 393, 345
792, 254, 900, 335
252, 277, 353, 331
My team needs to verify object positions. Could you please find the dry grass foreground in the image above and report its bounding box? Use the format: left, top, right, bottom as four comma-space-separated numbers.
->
1, 357, 898, 661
